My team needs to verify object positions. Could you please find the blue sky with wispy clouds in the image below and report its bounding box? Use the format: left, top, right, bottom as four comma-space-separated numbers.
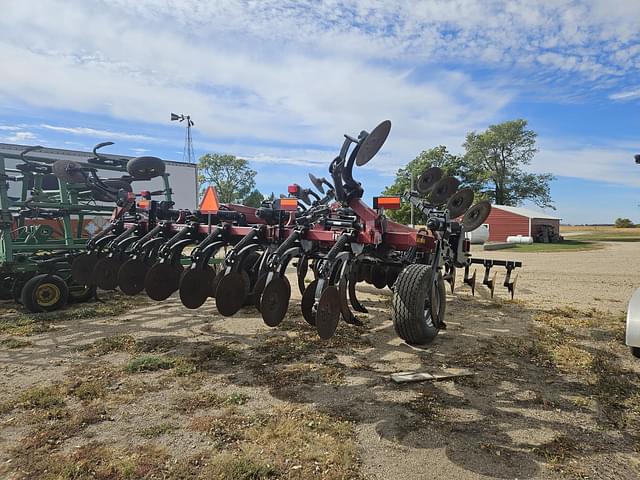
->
1, 0, 638, 223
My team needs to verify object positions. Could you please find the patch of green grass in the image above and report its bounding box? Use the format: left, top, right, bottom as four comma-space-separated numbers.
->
0, 316, 53, 336
510, 239, 599, 252
69, 379, 108, 401
12, 441, 168, 479
574, 233, 640, 242
138, 422, 178, 438
173, 391, 225, 413
83, 334, 137, 355
125, 355, 177, 373
1, 337, 33, 348
18, 384, 66, 409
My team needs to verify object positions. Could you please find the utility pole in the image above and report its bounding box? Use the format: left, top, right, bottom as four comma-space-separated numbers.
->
410, 173, 414, 227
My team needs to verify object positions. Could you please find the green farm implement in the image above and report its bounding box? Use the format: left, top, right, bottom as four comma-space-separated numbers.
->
0, 143, 169, 312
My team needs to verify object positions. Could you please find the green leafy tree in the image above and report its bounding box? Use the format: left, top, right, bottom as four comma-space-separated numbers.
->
382, 146, 468, 224
243, 189, 265, 208
197, 153, 256, 204
615, 217, 635, 228
463, 119, 554, 208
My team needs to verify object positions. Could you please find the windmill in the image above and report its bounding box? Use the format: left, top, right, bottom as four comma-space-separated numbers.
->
170, 113, 195, 164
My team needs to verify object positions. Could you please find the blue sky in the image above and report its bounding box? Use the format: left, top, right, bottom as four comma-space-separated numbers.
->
1, 0, 638, 224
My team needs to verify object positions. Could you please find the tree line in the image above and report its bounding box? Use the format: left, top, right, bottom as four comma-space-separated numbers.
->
383, 119, 554, 224
196, 119, 555, 223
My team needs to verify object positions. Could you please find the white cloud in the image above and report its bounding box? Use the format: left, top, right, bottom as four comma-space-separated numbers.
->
533, 140, 640, 188
2, 131, 36, 142
0, 0, 638, 189
609, 88, 640, 101
39, 124, 155, 142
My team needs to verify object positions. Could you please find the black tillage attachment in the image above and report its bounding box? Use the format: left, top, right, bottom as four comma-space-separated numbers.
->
503, 261, 519, 300
463, 265, 476, 296
443, 264, 456, 293
481, 260, 497, 298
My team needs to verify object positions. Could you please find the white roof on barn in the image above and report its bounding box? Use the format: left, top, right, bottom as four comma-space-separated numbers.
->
493, 205, 561, 220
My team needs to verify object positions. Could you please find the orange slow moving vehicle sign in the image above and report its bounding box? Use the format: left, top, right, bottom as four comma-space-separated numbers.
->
199, 186, 220, 214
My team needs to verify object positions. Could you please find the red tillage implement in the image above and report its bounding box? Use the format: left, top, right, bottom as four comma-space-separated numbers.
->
71, 121, 521, 344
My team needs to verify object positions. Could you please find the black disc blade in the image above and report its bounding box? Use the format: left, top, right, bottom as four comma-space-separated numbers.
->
386, 266, 401, 289
118, 258, 148, 295
179, 268, 212, 309
297, 188, 312, 205
210, 269, 225, 297
145, 262, 181, 301
71, 253, 99, 285
447, 188, 475, 218
301, 279, 319, 326
463, 201, 492, 232
251, 273, 268, 310
94, 256, 122, 291
355, 120, 392, 166
296, 256, 309, 296
260, 276, 291, 327
371, 264, 387, 289
416, 167, 443, 195
215, 272, 246, 316
308, 173, 325, 194
430, 177, 460, 205
316, 286, 341, 340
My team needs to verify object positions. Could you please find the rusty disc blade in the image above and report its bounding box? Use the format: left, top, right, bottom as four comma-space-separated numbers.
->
117, 258, 148, 295
215, 272, 246, 316
179, 267, 213, 309
301, 279, 319, 326
463, 201, 492, 232
447, 188, 474, 218
430, 177, 460, 205
71, 253, 99, 285
94, 256, 122, 291
416, 167, 443, 195
316, 285, 341, 340
145, 262, 181, 301
260, 276, 291, 327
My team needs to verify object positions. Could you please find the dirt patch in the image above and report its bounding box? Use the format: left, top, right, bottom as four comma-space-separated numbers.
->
1, 244, 640, 479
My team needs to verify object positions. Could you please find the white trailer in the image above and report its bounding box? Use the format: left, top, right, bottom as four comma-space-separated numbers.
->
0, 143, 198, 210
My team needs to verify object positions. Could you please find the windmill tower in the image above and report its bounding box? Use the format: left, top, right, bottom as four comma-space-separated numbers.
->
170, 113, 195, 164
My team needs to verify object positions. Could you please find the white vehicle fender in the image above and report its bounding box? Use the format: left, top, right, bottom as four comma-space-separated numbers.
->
626, 288, 640, 354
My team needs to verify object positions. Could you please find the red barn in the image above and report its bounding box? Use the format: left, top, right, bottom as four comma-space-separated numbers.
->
485, 205, 561, 242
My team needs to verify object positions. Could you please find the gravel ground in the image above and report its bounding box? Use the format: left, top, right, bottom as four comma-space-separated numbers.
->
471, 242, 640, 311
0, 242, 639, 479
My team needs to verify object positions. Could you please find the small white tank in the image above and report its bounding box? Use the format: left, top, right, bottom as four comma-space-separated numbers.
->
506, 235, 533, 244
465, 224, 489, 244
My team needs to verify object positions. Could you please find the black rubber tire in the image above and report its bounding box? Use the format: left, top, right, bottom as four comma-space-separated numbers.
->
21, 274, 69, 313
631, 347, 640, 359
126, 156, 166, 179
392, 264, 446, 344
